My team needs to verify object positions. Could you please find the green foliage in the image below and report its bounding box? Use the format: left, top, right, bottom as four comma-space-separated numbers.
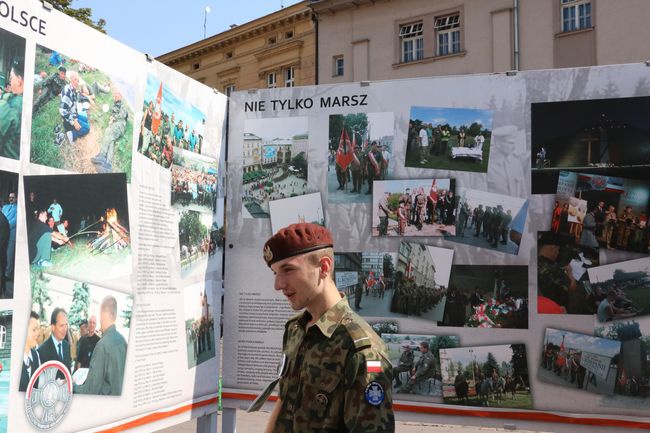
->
510, 344, 528, 380
382, 254, 395, 279
328, 113, 369, 150
291, 151, 307, 175
483, 352, 499, 377
122, 294, 133, 328
68, 282, 90, 328
31, 271, 52, 323
51, 0, 106, 33
178, 211, 208, 246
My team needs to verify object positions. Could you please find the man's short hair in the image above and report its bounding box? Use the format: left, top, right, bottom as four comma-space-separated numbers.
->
420, 341, 429, 350
101, 295, 118, 319
304, 247, 334, 268
50, 307, 67, 326
11, 58, 24, 78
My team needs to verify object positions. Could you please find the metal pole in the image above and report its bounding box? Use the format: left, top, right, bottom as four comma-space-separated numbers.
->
221, 407, 237, 433
197, 412, 218, 433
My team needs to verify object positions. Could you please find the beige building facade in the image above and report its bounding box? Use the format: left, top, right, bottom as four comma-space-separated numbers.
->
157, 1, 315, 94
310, 0, 650, 83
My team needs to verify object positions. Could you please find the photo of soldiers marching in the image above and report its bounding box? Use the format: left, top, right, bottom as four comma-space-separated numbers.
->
184, 282, 217, 369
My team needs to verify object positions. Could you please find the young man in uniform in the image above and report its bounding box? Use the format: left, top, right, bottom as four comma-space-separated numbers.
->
250, 223, 394, 433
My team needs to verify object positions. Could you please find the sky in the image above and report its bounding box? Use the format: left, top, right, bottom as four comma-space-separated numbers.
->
410, 106, 494, 130
587, 257, 650, 283
75, 0, 304, 57
545, 328, 620, 358
144, 74, 206, 129
245, 117, 308, 140
439, 345, 516, 368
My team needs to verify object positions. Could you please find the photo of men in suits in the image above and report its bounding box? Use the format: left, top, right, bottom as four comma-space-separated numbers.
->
37, 307, 72, 376
20, 312, 41, 392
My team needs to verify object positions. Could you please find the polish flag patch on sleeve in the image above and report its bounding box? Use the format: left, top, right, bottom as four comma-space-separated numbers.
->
366, 361, 382, 373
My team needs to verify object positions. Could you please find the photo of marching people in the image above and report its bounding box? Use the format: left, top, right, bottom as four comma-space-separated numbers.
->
540, 328, 620, 396
23, 173, 131, 286
23, 273, 132, 396
0, 171, 18, 298
588, 257, 650, 323
532, 96, 650, 194
596, 317, 650, 404
171, 148, 218, 214
439, 265, 528, 329
242, 117, 308, 218
405, 106, 493, 173
551, 171, 650, 254
381, 334, 459, 397
391, 243, 453, 322
138, 74, 208, 168
440, 344, 532, 408
327, 112, 394, 204
177, 207, 224, 280
183, 281, 217, 369
371, 179, 456, 237
31, 45, 135, 178
0, 28, 25, 160
537, 231, 600, 315
334, 252, 398, 316
447, 187, 528, 255
269, 192, 324, 234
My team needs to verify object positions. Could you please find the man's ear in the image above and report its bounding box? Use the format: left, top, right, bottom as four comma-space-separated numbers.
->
319, 255, 333, 278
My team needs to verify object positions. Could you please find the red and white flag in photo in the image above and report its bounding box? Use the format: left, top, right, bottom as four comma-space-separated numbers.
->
367, 361, 381, 373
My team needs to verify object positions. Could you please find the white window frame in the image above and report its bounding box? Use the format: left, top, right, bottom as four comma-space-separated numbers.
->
561, 0, 592, 32
334, 56, 344, 76
435, 14, 461, 56
284, 67, 295, 87
399, 22, 424, 63
267, 72, 277, 88
0, 325, 5, 349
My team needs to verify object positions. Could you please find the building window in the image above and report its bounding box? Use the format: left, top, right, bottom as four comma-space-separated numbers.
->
561, 0, 592, 32
192, 62, 200, 70
268, 36, 277, 45
267, 72, 277, 88
225, 51, 233, 59
399, 22, 424, 63
435, 14, 461, 56
284, 67, 295, 87
333, 56, 344, 76
225, 84, 235, 96
285, 30, 294, 39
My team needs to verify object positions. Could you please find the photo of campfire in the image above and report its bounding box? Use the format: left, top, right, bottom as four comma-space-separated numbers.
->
23, 173, 131, 287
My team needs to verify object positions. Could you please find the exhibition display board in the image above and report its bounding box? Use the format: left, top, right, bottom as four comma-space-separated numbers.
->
223, 63, 650, 431
0, 1, 226, 432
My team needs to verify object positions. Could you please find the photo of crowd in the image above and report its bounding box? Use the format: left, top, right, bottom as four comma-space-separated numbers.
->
0, 310, 11, 430
242, 117, 308, 218
382, 334, 459, 397
0, 28, 25, 160
171, 148, 218, 214
22, 273, 131, 396
588, 257, 650, 323
184, 281, 217, 369
269, 192, 324, 234
447, 187, 528, 255
531, 96, 650, 194
178, 209, 223, 280
23, 173, 131, 286
405, 106, 493, 173
0, 171, 18, 299
439, 265, 528, 329
540, 328, 620, 396
372, 179, 456, 237
327, 112, 394, 204
31, 45, 135, 178
440, 344, 532, 408
552, 171, 650, 254
138, 74, 207, 168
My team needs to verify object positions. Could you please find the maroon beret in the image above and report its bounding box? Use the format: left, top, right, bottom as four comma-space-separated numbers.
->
263, 223, 333, 267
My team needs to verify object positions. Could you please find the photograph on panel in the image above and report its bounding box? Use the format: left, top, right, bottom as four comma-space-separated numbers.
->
372, 179, 456, 237
31, 45, 135, 178
23, 173, 131, 286
537, 231, 600, 315
381, 333, 459, 397
404, 106, 493, 173
552, 171, 649, 254
171, 147, 218, 214
595, 316, 650, 403
0, 28, 25, 160
446, 187, 527, 255
327, 112, 394, 204
531, 96, 650, 194
587, 256, 650, 323
137, 73, 208, 169
23, 274, 132, 395
439, 265, 528, 329
242, 117, 308, 218
0, 170, 18, 298
369, 320, 398, 336
269, 192, 323, 234
540, 328, 620, 396
440, 344, 532, 408
0, 310, 11, 428
177, 203, 224, 280
183, 280, 217, 369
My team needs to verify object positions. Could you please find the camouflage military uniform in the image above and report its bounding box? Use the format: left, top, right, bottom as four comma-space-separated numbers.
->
0, 93, 22, 160
393, 350, 414, 387
267, 298, 394, 433
33, 72, 66, 115
93, 99, 129, 172
537, 256, 570, 308
398, 351, 436, 393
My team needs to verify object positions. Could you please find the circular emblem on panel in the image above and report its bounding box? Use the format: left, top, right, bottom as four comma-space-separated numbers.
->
364, 381, 385, 406
25, 361, 73, 430
590, 175, 607, 190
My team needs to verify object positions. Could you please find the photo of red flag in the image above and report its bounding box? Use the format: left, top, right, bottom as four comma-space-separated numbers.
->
151, 82, 163, 135
335, 127, 354, 170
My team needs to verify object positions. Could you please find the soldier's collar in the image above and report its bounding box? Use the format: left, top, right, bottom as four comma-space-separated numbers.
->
310, 295, 350, 338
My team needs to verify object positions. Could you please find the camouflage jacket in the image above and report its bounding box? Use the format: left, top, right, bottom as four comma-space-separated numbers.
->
272, 297, 394, 433
397, 350, 414, 369
413, 351, 435, 379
